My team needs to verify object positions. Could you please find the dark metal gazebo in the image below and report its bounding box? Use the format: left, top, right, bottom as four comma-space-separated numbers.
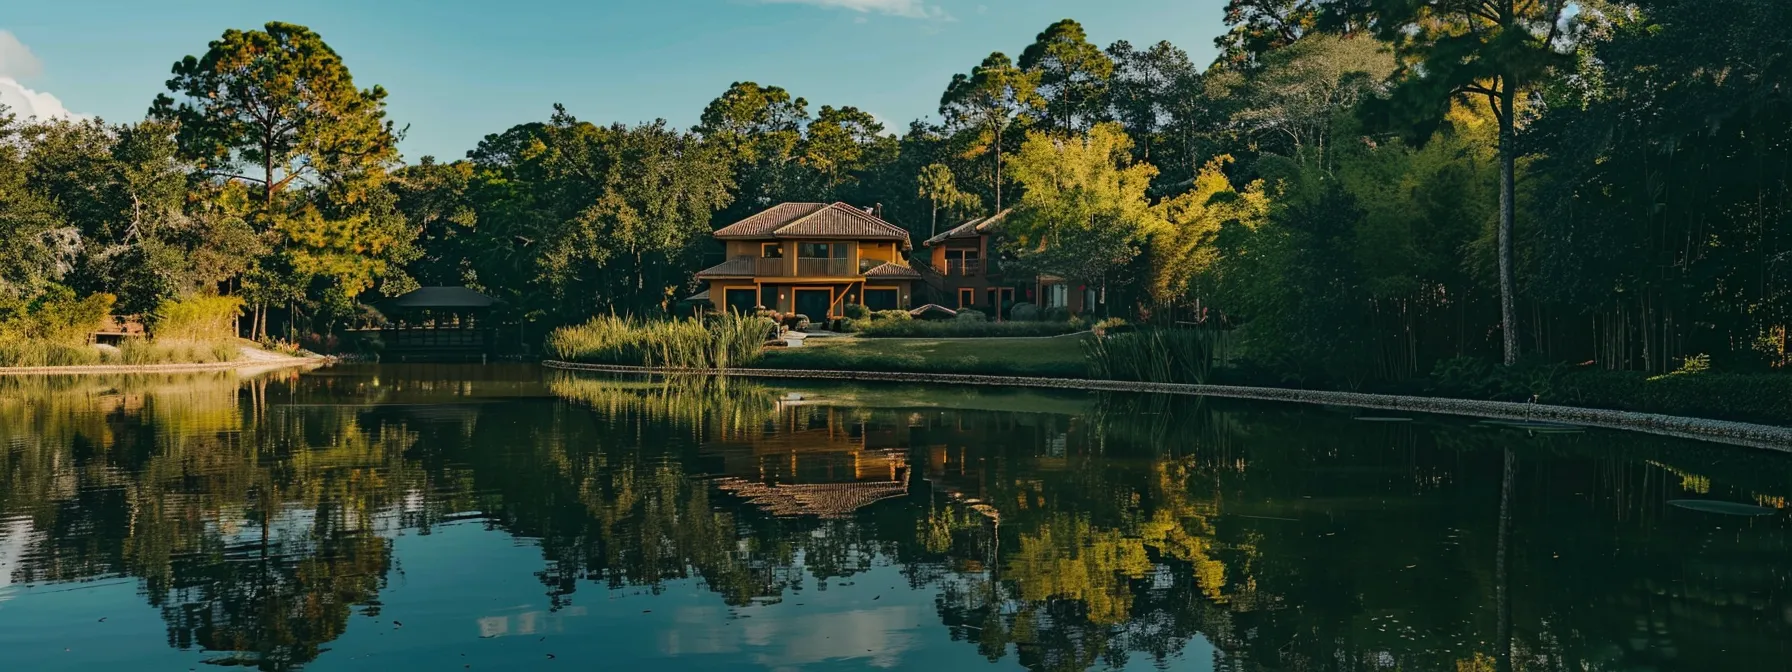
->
374, 287, 503, 361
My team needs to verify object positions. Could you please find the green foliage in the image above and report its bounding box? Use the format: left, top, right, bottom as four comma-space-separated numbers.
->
842, 303, 871, 320
1019, 19, 1114, 133
940, 52, 1044, 210
1084, 328, 1220, 384
1006, 123, 1165, 285
547, 313, 775, 369
113, 340, 240, 365
870, 310, 912, 321
1552, 370, 1792, 425
1011, 302, 1041, 321
151, 294, 244, 342
858, 319, 1079, 339
954, 308, 987, 322
0, 286, 115, 342
0, 340, 102, 367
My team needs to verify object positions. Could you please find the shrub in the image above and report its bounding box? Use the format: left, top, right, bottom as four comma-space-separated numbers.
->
0, 339, 102, 367
842, 303, 871, 320
1091, 317, 1128, 335
1085, 328, 1219, 384
871, 310, 912, 321
858, 319, 1082, 339
955, 309, 986, 322
547, 313, 776, 368
152, 294, 244, 341
111, 340, 240, 365
782, 314, 810, 331
1043, 306, 1071, 322
1010, 302, 1041, 322
1, 286, 115, 342
1551, 369, 1792, 424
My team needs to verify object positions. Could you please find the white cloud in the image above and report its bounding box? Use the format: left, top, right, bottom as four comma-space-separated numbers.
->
0, 30, 42, 79
760, 0, 951, 21
0, 30, 85, 121
0, 77, 81, 121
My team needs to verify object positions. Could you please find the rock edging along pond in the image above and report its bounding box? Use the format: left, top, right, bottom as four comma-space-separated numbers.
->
0, 356, 327, 377
541, 360, 1792, 451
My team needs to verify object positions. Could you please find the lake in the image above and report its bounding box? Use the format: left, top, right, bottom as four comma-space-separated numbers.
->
1, 364, 1788, 671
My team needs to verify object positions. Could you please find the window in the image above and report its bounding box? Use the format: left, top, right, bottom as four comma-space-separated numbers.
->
958, 288, 974, 309
761, 243, 783, 258
724, 288, 757, 314
760, 285, 779, 311
798, 242, 831, 258
1046, 284, 1068, 308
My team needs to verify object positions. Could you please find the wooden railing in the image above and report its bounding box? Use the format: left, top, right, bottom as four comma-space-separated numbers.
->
755, 257, 788, 277
946, 259, 984, 276
796, 258, 855, 277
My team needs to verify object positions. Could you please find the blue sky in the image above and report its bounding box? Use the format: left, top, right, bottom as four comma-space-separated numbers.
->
2, 0, 1227, 161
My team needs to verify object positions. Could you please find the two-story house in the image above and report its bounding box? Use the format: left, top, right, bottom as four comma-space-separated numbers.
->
694, 202, 922, 318
919, 210, 1088, 318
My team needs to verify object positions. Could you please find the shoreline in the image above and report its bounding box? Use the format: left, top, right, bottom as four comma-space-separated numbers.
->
542, 360, 1792, 451
0, 356, 329, 377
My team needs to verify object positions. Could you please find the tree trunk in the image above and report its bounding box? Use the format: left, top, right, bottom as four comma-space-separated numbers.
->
993, 124, 1004, 212
1495, 446, 1515, 672
1498, 85, 1520, 366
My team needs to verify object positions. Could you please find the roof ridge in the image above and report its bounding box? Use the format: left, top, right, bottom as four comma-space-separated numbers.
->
772, 202, 839, 235
825, 202, 911, 238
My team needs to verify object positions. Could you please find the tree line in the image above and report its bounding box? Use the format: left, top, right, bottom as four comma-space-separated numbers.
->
2, 1, 1788, 380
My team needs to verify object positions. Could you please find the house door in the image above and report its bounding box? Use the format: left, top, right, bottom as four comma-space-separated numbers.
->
985, 288, 1014, 320
863, 288, 899, 311
793, 289, 833, 321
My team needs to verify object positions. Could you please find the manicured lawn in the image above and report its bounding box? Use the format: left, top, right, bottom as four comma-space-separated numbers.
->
756, 334, 1091, 378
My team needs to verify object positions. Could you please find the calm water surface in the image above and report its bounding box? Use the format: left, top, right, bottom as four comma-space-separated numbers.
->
2, 364, 1789, 671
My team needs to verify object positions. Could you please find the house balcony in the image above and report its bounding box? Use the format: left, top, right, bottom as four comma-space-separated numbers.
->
796, 257, 855, 277
945, 259, 984, 276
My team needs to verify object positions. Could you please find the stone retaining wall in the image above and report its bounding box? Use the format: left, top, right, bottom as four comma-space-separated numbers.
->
542, 360, 1792, 451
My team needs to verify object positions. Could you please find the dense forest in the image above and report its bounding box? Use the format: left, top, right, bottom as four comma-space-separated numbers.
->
2, 0, 1789, 383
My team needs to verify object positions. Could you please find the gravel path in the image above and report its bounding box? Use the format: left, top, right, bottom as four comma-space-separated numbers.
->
542, 361, 1792, 451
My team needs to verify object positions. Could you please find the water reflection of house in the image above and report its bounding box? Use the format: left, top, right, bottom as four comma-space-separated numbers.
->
704, 402, 911, 519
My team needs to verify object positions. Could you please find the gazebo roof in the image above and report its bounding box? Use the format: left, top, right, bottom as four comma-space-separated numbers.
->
382, 286, 499, 310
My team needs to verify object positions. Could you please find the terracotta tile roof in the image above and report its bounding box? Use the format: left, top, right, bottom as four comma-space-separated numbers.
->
714, 202, 913, 249
922, 209, 1013, 247
694, 257, 755, 278
712, 202, 828, 238
862, 261, 921, 279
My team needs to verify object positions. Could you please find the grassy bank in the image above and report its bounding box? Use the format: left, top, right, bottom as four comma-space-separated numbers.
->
548, 313, 776, 368
757, 334, 1091, 378
1, 339, 240, 368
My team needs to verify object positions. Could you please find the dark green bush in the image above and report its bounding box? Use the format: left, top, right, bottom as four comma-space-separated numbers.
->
1011, 302, 1040, 321
955, 308, 986, 322
1043, 306, 1071, 322
870, 310, 911, 321
1551, 369, 1792, 424
842, 303, 871, 320
857, 320, 1083, 339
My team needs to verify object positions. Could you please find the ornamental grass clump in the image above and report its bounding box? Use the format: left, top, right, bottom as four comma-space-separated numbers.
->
1084, 327, 1218, 384
548, 313, 776, 368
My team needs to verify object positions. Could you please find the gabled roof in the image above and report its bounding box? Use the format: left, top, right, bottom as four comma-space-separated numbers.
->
695, 257, 755, 279
863, 261, 922, 279
715, 202, 913, 250
922, 209, 1014, 247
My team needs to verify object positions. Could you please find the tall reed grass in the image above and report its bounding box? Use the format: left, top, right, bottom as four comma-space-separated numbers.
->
1083, 328, 1221, 384
0, 339, 103, 367
547, 313, 776, 368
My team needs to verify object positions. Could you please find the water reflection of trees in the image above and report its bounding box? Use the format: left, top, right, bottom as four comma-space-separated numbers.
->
6, 370, 1792, 671
0, 372, 440, 671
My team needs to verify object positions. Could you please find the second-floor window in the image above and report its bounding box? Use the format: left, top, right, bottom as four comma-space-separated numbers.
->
762, 243, 783, 258
797, 242, 850, 259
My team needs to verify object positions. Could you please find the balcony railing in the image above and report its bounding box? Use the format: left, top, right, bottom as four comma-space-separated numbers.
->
796, 258, 855, 277
946, 259, 984, 276
756, 257, 788, 277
